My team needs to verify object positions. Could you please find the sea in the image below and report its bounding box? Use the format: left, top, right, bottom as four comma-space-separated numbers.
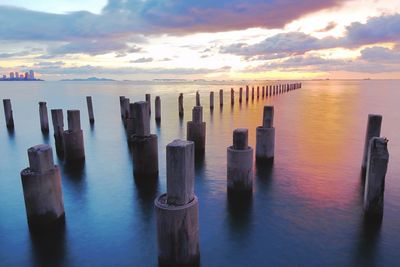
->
0, 80, 399, 267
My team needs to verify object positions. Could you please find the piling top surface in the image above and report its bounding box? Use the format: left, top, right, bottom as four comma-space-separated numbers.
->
27, 144, 54, 173
51, 109, 64, 127
67, 110, 81, 131
233, 128, 248, 150
39, 101, 47, 106
166, 139, 195, 206
263, 106, 274, 128
192, 106, 203, 123
368, 114, 383, 121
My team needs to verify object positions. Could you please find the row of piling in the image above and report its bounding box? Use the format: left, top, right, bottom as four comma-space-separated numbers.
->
3, 81, 390, 266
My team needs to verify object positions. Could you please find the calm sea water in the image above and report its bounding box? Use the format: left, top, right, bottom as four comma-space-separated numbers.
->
0, 80, 399, 267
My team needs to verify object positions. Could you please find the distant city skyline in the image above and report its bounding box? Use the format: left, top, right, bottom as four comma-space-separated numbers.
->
0, 70, 37, 81
0, 0, 399, 80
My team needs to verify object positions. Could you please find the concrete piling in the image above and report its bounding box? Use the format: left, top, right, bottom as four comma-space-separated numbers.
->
86, 96, 95, 124
251, 87, 254, 100
362, 114, 382, 172
246, 86, 249, 102
155, 139, 199, 266
262, 86, 265, 98
20, 144, 65, 228
187, 106, 206, 155
3, 99, 14, 129
239, 87, 243, 103
227, 128, 253, 195
196, 91, 200, 106
364, 137, 389, 219
179, 93, 184, 117
219, 89, 223, 107
231, 88, 234, 105
122, 98, 130, 126
257, 86, 260, 99
63, 110, 85, 164
155, 96, 161, 122
210, 92, 214, 110
39, 102, 49, 133
146, 94, 151, 115
130, 101, 159, 179
51, 109, 64, 156
256, 106, 275, 163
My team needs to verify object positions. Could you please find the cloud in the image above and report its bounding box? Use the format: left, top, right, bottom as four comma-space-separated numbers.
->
0, 0, 345, 43
316, 22, 337, 32
221, 14, 400, 58
130, 57, 154, 63
360, 45, 400, 63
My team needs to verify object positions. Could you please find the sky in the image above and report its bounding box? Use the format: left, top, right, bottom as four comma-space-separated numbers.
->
0, 0, 400, 80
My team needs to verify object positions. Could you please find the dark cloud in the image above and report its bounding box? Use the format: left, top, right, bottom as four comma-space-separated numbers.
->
316, 22, 337, 32
130, 57, 154, 63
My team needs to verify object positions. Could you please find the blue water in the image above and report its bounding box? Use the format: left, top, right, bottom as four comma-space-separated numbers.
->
0, 80, 399, 266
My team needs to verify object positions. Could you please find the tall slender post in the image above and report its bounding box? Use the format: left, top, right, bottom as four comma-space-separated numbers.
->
3, 99, 14, 129
63, 110, 85, 164
257, 86, 260, 99
256, 106, 275, 163
210, 92, 214, 110
179, 93, 184, 118
364, 137, 389, 219
39, 102, 49, 133
196, 91, 200, 106
246, 86, 249, 102
227, 128, 253, 195
126, 103, 136, 137
187, 106, 206, 155
219, 89, 223, 107
86, 96, 95, 124
145, 94, 151, 115
20, 144, 65, 228
239, 87, 243, 103
119, 96, 126, 119
362, 114, 382, 172
51, 109, 64, 156
130, 101, 159, 179
155, 140, 199, 266
231, 88, 234, 106
155, 96, 161, 122
251, 86, 254, 100
262, 86, 265, 98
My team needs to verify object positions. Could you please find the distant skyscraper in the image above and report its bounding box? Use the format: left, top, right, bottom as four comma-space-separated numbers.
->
20, 74, 24, 79
24, 72, 28, 79
15, 72, 19, 80
2, 75, 5, 80
10, 72, 14, 79
29, 70, 34, 80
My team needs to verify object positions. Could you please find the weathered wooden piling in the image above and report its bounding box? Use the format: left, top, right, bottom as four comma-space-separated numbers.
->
257, 86, 260, 99
122, 98, 130, 126
119, 96, 126, 119
51, 109, 64, 156
155, 96, 161, 122
363, 137, 389, 219
146, 94, 151, 115
262, 86, 265, 98
20, 144, 65, 228
219, 89, 223, 107
155, 139, 199, 266
210, 92, 214, 110
3, 99, 14, 129
231, 88, 234, 105
126, 103, 136, 137
39, 102, 49, 133
362, 114, 382, 172
227, 128, 253, 194
187, 106, 206, 155
63, 110, 85, 164
239, 87, 243, 103
196, 91, 200, 106
179, 93, 184, 117
246, 86, 249, 102
256, 106, 275, 163
251, 86, 254, 100
130, 101, 159, 178
86, 96, 95, 124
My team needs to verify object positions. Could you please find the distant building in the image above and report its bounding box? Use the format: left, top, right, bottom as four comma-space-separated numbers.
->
20, 74, 24, 79
29, 70, 35, 80
2, 75, 5, 80
15, 72, 19, 80
24, 72, 28, 79
10, 72, 14, 79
